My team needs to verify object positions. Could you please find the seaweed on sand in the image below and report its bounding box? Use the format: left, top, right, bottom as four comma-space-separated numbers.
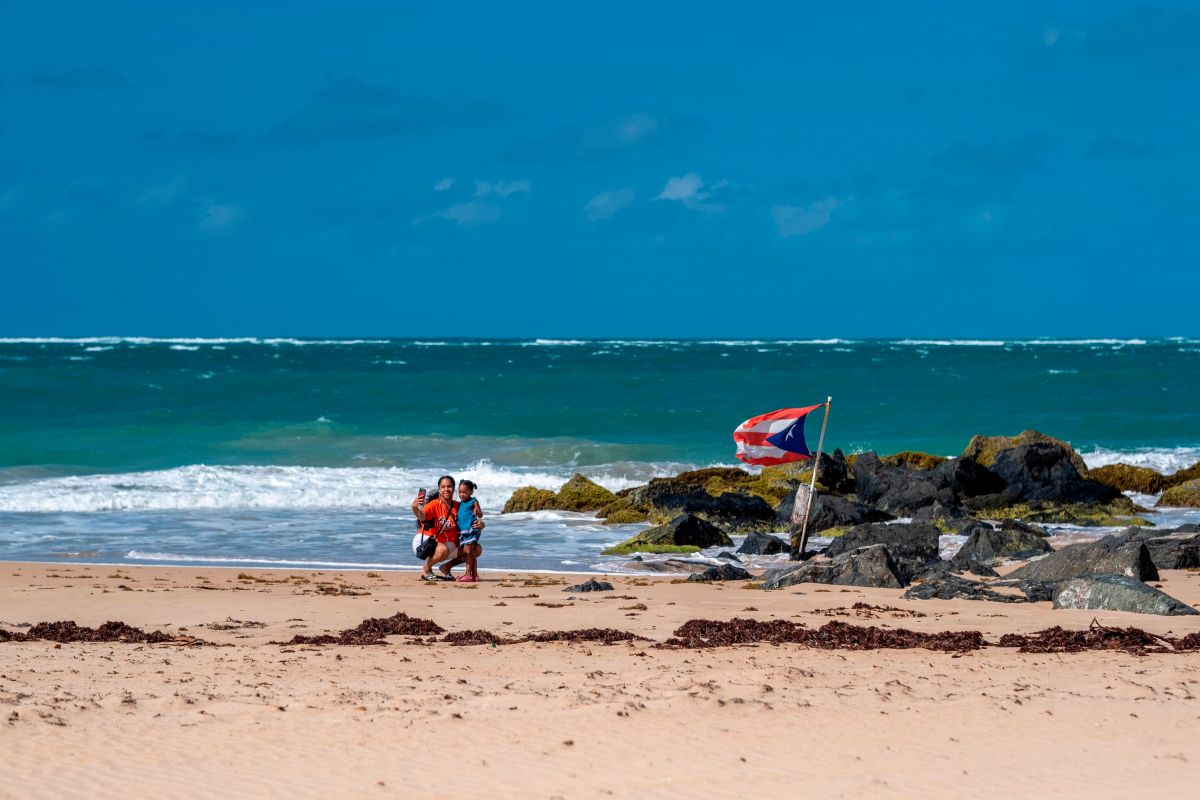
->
997, 620, 1180, 655
0, 620, 203, 645
275, 612, 445, 646
660, 618, 984, 653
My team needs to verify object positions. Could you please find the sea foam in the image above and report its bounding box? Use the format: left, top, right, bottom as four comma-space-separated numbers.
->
0, 461, 662, 514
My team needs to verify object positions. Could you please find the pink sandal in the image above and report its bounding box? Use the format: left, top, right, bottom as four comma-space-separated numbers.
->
456, 574, 478, 583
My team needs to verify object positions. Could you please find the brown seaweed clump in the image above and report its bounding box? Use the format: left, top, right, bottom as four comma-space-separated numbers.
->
523, 628, 647, 645
442, 627, 646, 646
442, 630, 518, 646
277, 612, 445, 646
0, 620, 202, 645
661, 618, 983, 652
997, 621, 1181, 655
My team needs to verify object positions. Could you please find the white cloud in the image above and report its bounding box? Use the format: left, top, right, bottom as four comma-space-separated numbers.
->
434, 177, 455, 191
474, 179, 531, 198
583, 188, 635, 222
655, 172, 706, 202
654, 173, 727, 212
771, 197, 843, 237
196, 203, 243, 233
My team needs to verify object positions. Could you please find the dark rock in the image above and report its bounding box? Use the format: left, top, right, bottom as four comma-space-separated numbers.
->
902, 574, 1028, 603
705, 492, 778, 533
779, 492, 892, 533
908, 560, 999, 581
999, 518, 1049, 537
816, 449, 856, 495
951, 523, 1052, 566
761, 544, 905, 590
736, 531, 789, 556
962, 430, 1090, 475
853, 452, 953, 514
716, 551, 741, 561
688, 564, 753, 583
1006, 538, 1159, 583
616, 480, 777, 532
602, 513, 733, 555
620, 558, 714, 574
1052, 574, 1198, 616
1091, 527, 1200, 571
824, 522, 941, 583
911, 502, 977, 534
563, 579, 614, 593
987, 443, 1123, 506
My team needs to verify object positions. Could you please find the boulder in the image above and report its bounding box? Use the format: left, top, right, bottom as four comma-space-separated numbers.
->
736, 531, 788, 556
716, 551, 742, 562
553, 474, 617, 511
987, 443, 1122, 505
1163, 462, 1200, 489
603, 480, 776, 532
1095, 527, 1200, 570
503, 474, 615, 514
1051, 574, 1198, 616
961, 430, 1089, 475
1158, 478, 1200, 508
563, 579, 613, 593
1005, 538, 1159, 583
760, 544, 904, 590
502, 487, 559, 513
951, 523, 1052, 566
852, 452, 954, 514
909, 560, 999, 580
911, 502, 979, 534
824, 522, 941, 583
601, 514, 733, 556
704, 492, 778, 533
621, 558, 714, 574
902, 574, 1029, 603
778, 492, 892, 534
1088, 464, 1169, 495
688, 564, 753, 582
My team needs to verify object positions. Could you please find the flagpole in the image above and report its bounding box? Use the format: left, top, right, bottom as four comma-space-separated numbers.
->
793, 397, 832, 560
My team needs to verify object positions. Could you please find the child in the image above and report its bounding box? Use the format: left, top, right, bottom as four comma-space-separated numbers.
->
450, 479, 485, 583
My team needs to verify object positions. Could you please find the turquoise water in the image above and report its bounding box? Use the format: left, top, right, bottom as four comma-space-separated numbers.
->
1, 337, 1198, 571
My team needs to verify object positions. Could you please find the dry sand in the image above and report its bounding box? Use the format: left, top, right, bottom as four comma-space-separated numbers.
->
2, 561, 1200, 799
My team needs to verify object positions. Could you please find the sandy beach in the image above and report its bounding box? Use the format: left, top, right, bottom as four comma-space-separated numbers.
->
2, 562, 1199, 798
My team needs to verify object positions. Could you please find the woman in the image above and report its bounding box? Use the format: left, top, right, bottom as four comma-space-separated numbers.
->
412, 475, 460, 582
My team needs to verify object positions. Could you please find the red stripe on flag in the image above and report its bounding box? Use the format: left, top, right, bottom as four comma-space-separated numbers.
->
735, 451, 809, 467
732, 431, 777, 446
737, 404, 824, 429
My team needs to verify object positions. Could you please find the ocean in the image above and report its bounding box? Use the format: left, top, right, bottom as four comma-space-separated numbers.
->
2, 337, 1199, 573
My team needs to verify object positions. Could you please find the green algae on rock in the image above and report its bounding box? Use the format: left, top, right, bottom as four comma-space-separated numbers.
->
961, 430, 1089, 474
602, 513, 732, 556
501, 474, 615, 514
1089, 463, 1169, 495
1158, 478, 1200, 508
880, 451, 948, 471
502, 487, 558, 513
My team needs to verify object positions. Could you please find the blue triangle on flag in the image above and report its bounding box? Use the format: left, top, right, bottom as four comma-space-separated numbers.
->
765, 419, 811, 456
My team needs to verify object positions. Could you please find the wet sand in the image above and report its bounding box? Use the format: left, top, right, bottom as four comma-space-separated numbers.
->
2, 561, 1200, 798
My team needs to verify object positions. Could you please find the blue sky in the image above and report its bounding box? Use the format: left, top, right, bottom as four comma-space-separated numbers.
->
1, 1, 1197, 338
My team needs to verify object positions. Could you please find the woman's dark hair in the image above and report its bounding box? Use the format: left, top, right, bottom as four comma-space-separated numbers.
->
459, 479, 477, 492
437, 475, 455, 488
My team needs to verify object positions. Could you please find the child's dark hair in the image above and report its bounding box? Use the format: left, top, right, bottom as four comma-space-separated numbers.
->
459, 479, 477, 492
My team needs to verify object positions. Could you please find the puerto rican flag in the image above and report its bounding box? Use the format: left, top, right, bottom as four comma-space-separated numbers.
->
732, 405, 824, 466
